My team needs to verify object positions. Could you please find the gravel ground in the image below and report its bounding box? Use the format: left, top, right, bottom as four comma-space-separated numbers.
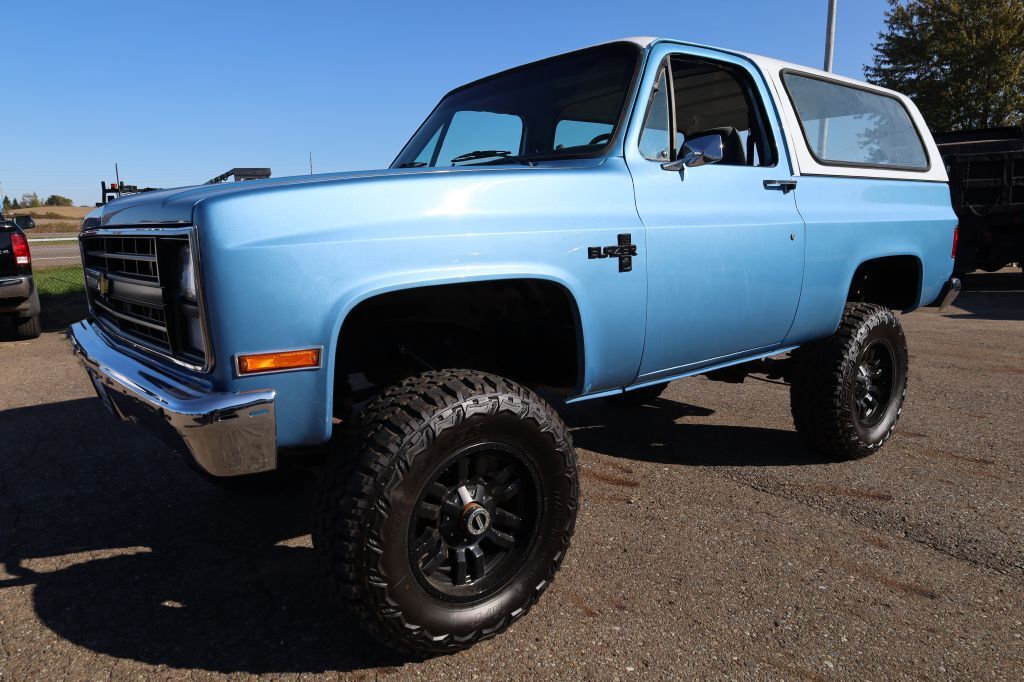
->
0, 271, 1021, 680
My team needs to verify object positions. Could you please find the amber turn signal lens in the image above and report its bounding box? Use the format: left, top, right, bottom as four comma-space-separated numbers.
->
237, 348, 321, 375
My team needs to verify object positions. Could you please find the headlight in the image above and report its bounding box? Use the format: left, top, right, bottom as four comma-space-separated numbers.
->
178, 244, 203, 354
179, 245, 197, 302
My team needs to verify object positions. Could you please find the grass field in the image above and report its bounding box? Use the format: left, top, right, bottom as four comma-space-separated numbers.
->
8, 206, 92, 234
8, 206, 91, 219
35, 265, 84, 296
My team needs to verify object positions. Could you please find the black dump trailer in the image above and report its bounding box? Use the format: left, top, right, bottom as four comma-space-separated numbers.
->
935, 126, 1024, 274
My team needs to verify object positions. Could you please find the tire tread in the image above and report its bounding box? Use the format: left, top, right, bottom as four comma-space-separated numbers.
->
790, 302, 907, 460
12, 314, 41, 340
313, 369, 577, 657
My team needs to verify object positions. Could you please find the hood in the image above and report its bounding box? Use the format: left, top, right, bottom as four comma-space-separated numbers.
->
87, 169, 414, 227
85, 161, 607, 228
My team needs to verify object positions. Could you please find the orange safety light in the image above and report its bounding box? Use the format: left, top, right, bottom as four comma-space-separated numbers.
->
236, 348, 321, 375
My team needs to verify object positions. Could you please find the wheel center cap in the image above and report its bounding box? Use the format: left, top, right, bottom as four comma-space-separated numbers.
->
857, 367, 872, 392
462, 503, 491, 537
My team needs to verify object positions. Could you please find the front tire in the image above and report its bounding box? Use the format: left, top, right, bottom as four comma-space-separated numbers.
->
314, 369, 578, 656
790, 303, 908, 460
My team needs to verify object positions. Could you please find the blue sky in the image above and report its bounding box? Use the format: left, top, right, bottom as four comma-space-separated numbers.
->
2, 0, 891, 206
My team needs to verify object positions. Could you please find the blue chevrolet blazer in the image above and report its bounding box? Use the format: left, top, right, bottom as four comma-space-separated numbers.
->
68, 37, 959, 654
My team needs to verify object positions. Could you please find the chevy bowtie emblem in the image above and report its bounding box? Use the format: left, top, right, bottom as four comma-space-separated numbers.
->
588, 233, 637, 272
97, 273, 111, 296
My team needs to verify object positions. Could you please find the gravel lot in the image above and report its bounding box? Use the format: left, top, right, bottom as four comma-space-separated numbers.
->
1, 270, 1021, 680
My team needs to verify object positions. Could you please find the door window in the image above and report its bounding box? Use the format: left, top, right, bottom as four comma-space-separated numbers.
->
670, 56, 775, 167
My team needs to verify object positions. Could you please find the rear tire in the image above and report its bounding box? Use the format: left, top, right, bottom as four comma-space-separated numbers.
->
790, 303, 908, 460
313, 369, 578, 656
11, 314, 41, 340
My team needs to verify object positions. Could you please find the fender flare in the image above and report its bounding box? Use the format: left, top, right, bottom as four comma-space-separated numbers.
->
320, 267, 589, 440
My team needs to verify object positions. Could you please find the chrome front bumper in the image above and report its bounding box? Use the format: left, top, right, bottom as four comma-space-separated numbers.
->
67, 319, 278, 477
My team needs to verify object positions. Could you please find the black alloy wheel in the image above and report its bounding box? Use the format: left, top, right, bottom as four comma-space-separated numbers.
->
852, 339, 895, 429
410, 442, 540, 601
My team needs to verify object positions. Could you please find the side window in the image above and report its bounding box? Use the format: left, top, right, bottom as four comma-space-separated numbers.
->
435, 111, 524, 166
783, 73, 928, 170
669, 56, 775, 167
639, 69, 672, 161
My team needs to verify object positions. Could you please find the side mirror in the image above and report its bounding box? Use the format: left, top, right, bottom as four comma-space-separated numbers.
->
13, 216, 35, 230
660, 133, 725, 172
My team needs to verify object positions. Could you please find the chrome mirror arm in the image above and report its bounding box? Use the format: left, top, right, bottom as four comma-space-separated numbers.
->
661, 148, 706, 172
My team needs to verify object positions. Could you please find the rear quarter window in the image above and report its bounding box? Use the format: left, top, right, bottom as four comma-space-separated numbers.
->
782, 72, 929, 171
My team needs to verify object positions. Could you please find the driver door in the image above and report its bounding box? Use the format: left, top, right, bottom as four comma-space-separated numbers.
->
626, 48, 806, 382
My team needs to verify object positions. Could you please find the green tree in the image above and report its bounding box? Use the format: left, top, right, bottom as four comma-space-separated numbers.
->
44, 194, 74, 207
20, 192, 41, 208
865, 0, 1024, 131
1, 196, 10, 213
10, 197, 20, 209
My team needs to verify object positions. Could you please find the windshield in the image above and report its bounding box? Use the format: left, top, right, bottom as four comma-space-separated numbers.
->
392, 43, 641, 168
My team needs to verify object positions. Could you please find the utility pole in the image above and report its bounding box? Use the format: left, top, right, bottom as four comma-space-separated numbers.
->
309, 152, 313, 175
115, 163, 122, 197
823, 0, 837, 72
818, 0, 838, 157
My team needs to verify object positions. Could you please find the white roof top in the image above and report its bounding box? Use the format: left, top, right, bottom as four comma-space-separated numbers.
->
603, 37, 947, 182
611, 37, 884, 93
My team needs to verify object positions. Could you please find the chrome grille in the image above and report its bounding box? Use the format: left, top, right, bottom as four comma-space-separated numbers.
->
81, 230, 207, 369
83, 236, 159, 282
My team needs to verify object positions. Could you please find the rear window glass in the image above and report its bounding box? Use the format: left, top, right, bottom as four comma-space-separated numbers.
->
783, 72, 928, 170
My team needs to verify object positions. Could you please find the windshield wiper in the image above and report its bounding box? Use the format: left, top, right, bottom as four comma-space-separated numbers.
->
449, 150, 535, 167
397, 161, 428, 168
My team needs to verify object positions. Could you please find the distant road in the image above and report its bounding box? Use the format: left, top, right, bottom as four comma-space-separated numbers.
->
26, 234, 80, 268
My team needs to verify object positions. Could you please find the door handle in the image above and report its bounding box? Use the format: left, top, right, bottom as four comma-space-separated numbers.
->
763, 179, 797, 194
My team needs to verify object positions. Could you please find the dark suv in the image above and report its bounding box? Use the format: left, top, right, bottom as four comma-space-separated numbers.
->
0, 211, 41, 339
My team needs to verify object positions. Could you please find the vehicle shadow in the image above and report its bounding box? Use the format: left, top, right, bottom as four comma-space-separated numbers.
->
560, 392, 827, 467
2, 390, 823, 673
0, 292, 86, 341
0, 398, 407, 674
946, 270, 1024, 321
39, 292, 88, 333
